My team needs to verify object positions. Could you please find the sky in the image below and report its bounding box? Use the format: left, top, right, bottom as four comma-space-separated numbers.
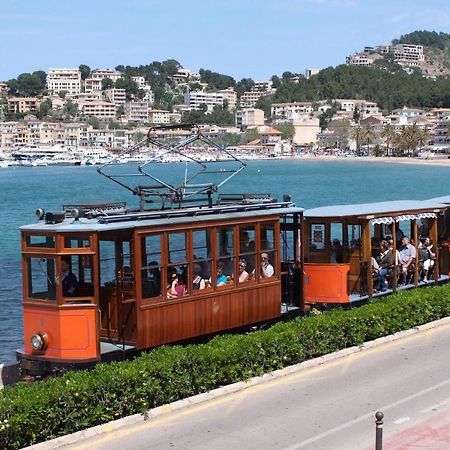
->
1, 0, 449, 82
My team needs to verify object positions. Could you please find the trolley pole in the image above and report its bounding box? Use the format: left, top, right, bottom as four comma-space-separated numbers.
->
375, 411, 384, 450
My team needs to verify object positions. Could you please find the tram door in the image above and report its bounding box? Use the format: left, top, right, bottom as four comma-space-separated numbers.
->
99, 233, 137, 344
280, 213, 302, 307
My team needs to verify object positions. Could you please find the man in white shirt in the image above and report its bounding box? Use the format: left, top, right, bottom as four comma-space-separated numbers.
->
260, 252, 274, 278
399, 236, 416, 284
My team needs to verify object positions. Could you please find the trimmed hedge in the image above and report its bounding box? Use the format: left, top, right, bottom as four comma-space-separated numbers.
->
1, 284, 450, 449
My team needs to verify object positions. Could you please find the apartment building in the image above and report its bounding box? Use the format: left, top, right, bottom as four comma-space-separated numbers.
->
218, 88, 237, 111
125, 101, 149, 123
172, 68, 200, 85
7, 97, 42, 114
333, 99, 380, 117
47, 68, 81, 95
271, 102, 313, 119
432, 118, 450, 147
103, 88, 126, 107
184, 91, 224, 113
346, 53, 380, 66
394, 44, 424, 62
292, 117, 320, 145
236, 108, 265, 129
148, 109, 170, 125
84, 69, 121, 92
81, 100, 116, 119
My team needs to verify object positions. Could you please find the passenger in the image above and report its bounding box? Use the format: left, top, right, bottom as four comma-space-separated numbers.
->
61, 256, 77, 296
239, 231, 250, 253
146, 261, 161, 297
238, 259, 249, 283
377, 240, 394, 292
167, 273, 186, 299
331, 238, 343, 263
260, 252, 274, 278
192, 264, 206, 290
215, 261, 228, 286
219, 249, 233, 276
422, 237, 437, 282
398, 236, 416, 284
395, 223, 405, 249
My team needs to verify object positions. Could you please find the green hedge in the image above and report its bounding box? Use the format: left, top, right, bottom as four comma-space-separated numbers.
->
2, 284, 450, 449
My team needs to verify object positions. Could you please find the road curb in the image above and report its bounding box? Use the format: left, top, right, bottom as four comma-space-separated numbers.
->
23, 315, 450, 449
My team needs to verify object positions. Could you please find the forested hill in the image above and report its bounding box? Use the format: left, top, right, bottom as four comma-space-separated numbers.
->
271, 65, 450, 112
393, 30, 450, 50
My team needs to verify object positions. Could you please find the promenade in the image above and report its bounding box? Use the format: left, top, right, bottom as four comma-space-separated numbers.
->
28, 318, 450, 450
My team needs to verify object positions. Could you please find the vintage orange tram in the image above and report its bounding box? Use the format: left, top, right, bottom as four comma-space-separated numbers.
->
18, 199, 303, 374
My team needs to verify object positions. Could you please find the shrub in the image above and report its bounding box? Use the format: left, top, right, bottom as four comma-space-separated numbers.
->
1, 284, 450, 449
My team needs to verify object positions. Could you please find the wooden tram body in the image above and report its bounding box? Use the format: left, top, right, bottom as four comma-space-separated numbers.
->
17, 201, 303, 374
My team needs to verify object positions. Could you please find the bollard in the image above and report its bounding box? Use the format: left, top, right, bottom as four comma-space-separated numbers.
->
375, 411, 384, 450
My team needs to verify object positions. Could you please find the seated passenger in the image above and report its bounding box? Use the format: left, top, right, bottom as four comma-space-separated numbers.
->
260, 252, 274, 278
62, 256, 77, 296
145, 261, 161, 297
331, 238, 343, 263
421, 237, 437, 282
216, 261, 228, 286
167, 273, 186, 299
238, 259, 249, 283
398, 236, 416, 284
192, 264, 206, 290
378, 240, 395, 292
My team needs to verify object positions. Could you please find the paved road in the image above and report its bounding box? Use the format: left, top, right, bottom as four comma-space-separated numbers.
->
64, 323, 450, 450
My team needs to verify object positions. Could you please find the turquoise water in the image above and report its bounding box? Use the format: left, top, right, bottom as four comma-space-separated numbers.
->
1, 159, 450, 362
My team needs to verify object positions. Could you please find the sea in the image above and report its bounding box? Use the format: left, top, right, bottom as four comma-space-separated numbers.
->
1, 158, 450, 363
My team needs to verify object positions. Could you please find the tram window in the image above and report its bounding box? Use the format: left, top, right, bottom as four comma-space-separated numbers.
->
64, 237, 90, 249
141, 235, 162, 299
239, 225, 256, 279
217, 226, 235, 286
27, 257, 56, 301
193, 229, 212, 290
261, 223, 275, 251
25, 235, 55, 248
168, 232, 189, 297
347, 224, 361, 249
310, 224, 325, 250
99, 241, 116, 286
63, 255, 94, 298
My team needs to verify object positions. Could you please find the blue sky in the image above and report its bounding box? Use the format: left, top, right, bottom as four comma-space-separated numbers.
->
1, 0, 449, 81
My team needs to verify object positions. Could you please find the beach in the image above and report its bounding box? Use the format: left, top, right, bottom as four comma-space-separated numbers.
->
297, 155, 450, 167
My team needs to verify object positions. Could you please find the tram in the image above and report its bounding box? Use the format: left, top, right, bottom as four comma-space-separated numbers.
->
17, 126, 303, 375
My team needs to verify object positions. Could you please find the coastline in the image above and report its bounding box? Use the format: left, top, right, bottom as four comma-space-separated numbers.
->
296, 155, 450, 167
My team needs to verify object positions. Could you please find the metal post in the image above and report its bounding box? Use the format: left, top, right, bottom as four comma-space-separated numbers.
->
375, 411, 384, 450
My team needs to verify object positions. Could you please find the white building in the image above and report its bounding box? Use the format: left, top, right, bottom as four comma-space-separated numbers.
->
218, 88, 237, 111
47, 68, 81, 95
184, 91, 225, 113
394, 44, 424, 62
236, 108, 265, 129
148, 109, 171, 125
271, 102, 313, 119
305, 68, 321, 79
125, 101, 149, 123
103, 88, 126, 107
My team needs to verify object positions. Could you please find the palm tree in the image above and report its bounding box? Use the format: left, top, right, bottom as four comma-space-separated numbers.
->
412, 124, 429, 157
381, 124, 396, 157
362, 125, 375, 155
351, 126, 363, 155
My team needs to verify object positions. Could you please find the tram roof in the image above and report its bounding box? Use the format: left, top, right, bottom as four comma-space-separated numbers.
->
427, 195, 450, 205
21, 203, 304, 233
304, 199, 447, 220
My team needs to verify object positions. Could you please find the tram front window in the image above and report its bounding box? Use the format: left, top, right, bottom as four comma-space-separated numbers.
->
61, 255, 94, 298
27, 256, 56, 301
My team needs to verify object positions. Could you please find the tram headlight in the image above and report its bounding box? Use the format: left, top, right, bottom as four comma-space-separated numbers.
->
30, 332, 48, 351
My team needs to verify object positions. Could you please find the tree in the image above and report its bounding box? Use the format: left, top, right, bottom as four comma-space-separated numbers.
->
63, 99, 78, 120
236, 78, 254, 97
362, 125, 375, 151
7, 71, 47, 96
270, 75, 281, 89
114, 77, 139, 100
37, 99, 52, 119
101, 78, 114, 90
381, 124, 396, 156
328, 119, 351, 148
273, 123, 295, 141
79, 64, 91, 80
351, 126, 364, 155
87, 116, 101, 129
254, 97, 271, 119
241, 128, 260, 144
